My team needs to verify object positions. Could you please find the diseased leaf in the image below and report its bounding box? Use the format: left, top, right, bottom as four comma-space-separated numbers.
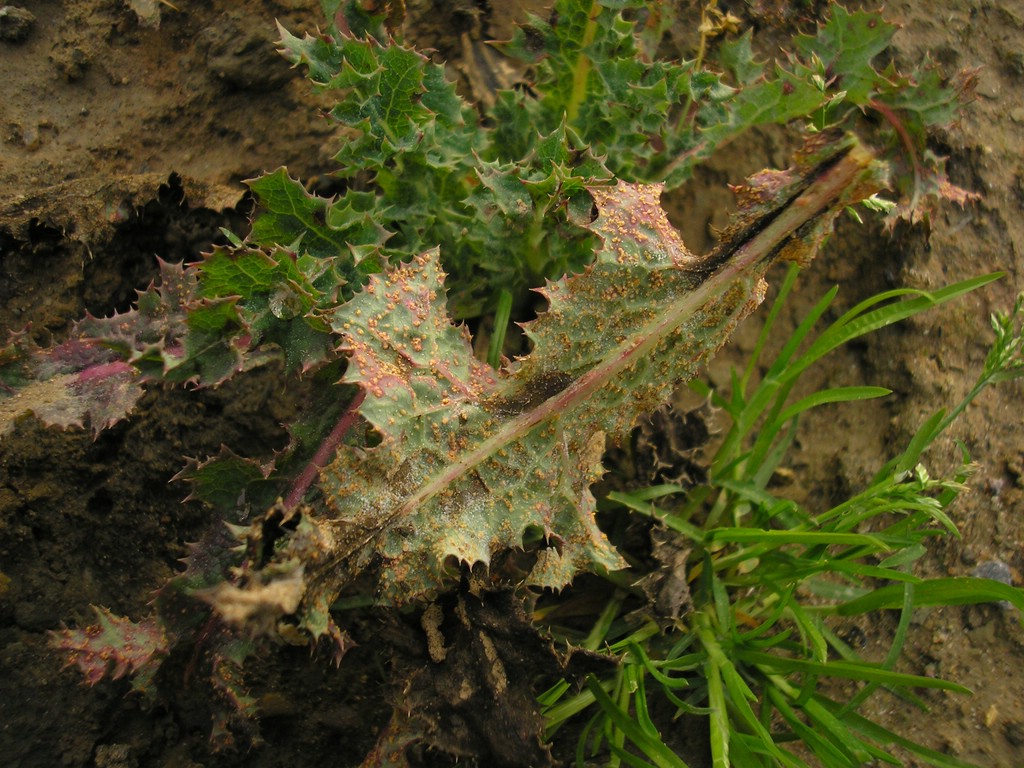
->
51, 608, 168, 697
76, 259, 250, 385
207, 136, 884, 637
0, 334, 142, 438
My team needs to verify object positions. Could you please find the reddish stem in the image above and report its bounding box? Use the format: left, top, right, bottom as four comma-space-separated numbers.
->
868, 99, 922, 211
283, 389, 365, 510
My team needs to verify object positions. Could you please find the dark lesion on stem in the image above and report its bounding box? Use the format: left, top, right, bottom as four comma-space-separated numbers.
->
691, 132, 862, 279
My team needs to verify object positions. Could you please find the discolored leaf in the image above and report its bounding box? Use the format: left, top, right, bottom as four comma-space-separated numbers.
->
51, 608, 168, 697
219, 137, 885, 644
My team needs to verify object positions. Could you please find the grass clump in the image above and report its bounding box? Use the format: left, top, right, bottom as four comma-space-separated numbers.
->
541, 270, 1024, 767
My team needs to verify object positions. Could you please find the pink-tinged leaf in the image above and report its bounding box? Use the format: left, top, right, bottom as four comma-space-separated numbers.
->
77, 258, 247, 386
51, 607, 168, 697
886, 150, 981, 230
208, 135, 885, 639
0, 335, 143, 438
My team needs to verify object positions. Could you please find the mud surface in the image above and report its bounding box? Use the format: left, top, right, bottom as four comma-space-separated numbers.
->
1, 1, 1022, 766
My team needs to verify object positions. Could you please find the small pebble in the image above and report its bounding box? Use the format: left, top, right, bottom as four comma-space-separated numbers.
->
972, 559, 1013, 583
971, 560, 1014, 610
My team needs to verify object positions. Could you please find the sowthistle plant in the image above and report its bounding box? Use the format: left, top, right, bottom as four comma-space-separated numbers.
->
0, 0, 1017, 764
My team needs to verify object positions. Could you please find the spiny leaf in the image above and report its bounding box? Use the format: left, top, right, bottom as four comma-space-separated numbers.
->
793, 4, 898, 105
278, 25, 500, 316
246, 168, 390, 267
176, 446, 277, 511
497, 0, 695, 182
0, 333, 142, 438
495, 0, 826, 188
204, 136, 884, 639
275, 22, 343, 82
790, 7, 978, 223
51, 608, 168, 697
196, 241, 338, 374
76, 259, 251, 385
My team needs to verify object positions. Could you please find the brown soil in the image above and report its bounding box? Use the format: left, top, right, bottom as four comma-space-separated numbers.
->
1, 1, 1022, 767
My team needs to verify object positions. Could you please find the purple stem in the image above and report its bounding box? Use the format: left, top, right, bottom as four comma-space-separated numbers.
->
283, 389, 365, 510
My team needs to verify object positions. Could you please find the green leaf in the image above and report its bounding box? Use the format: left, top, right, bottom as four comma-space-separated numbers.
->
586, 676, 691, 768
838, 577, 1024, 617
739, 650, 971, 693
176, 447, 275, 511
705, 529, 890, 549
77, 260, 257, 386
816, 697, 986, 768
773, 386, 891, 425
793, 6, 897, 105
247, 168, 386, 266
197, 243, 337, 374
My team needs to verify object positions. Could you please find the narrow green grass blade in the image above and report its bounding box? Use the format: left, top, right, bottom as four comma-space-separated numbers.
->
608, 742, 660, 768
786, 598, 828, 663
817, 696, 985, 768
629, 643, 692, 690
720, 664, 804, 766
607, 490, 705, 541
749, 418, 799, 490
837, 576, 1024, 616
710, 478, 785, 510
661, 653, 704, 672
738, 650, 971, 693
538, 678, 571, 708
544, 687, 598, 738
586, 676, 691, 768
814, 558, 924, 585
762, 283, 839, 381
737, 585, 796, 642
740, 262, 801, 394
706, 528, 890, 549
583, 592, 626, 651
628, 665, 661, 741
703, 659, 730, 768
714, 274, 835, 471
485, 288, 513, 369
615, 484, 687, 502
710, 568, 732, 634
576, 710, 603, 768
887, 409, 947, 477
878, 541, 928, 568
730, 732, 804, 767
774, 386, 891, 425
700, 616, 790, 764
663, 687, 714, 716
801, 692, 894, 764
840, 582, 916, 714
790, 274, 1003, 385
766, 686, 863, 767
